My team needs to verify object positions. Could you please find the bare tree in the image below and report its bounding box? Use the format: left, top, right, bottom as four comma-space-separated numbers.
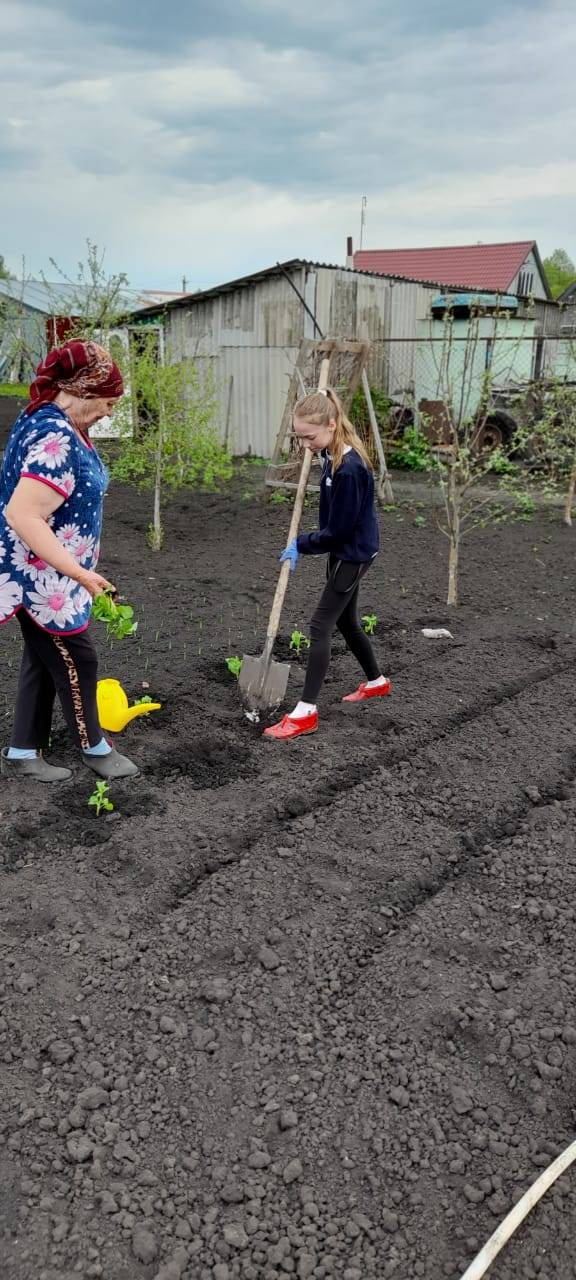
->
110, 331, 230, 550
421, 306, 533, 606
42, 240, 129, 343
506, 373, 576, 528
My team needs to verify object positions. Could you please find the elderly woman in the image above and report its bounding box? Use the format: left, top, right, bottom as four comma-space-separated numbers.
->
0, 339, 139, 783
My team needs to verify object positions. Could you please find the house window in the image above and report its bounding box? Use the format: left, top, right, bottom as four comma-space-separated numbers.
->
518, 270, 534, 297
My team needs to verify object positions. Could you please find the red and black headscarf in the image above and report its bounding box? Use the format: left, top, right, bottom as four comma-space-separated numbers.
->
25, 340, 124, 416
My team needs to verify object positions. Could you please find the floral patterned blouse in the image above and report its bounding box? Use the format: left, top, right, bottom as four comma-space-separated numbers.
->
0, 403, 109, 634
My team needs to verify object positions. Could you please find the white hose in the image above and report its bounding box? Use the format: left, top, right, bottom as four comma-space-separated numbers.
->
459, 1136, 576, 1280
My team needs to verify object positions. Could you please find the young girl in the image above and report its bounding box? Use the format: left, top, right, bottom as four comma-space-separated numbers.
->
264, 386, 391, 742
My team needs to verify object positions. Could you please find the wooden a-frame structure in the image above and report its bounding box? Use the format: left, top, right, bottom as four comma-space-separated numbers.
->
264, 337, 394, 503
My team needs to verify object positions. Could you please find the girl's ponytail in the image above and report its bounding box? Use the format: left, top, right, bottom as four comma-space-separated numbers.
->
325, 387, 373, 473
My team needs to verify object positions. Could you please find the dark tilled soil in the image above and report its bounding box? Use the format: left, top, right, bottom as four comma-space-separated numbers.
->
2, 473, 576, 1280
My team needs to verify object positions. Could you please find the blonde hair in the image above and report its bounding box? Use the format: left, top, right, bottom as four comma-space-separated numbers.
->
294, 386, 372, 473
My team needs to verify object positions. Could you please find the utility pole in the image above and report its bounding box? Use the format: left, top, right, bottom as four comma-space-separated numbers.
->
359, 196, 367, 250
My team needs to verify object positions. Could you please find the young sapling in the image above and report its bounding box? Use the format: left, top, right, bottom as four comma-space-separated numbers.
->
226, 656, 243, 679
289, 630, 310, 657
362, 613, 378, 635
88, 780, 114, 816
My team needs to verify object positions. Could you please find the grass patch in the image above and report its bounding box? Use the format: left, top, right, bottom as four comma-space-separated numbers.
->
0, 383, 28, 398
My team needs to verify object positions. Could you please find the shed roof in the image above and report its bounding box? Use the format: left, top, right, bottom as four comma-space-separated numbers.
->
132, 255, 557, 323
0, 278, 183, 316
353, 242, 549, 296
557, 280, 576, 303
130, 257, 476, 319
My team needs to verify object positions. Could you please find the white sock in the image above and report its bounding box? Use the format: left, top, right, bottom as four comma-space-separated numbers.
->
366, 675, 388, 688
84, 737, 113, 757
7, 747, 37, 760
290, 700, 317, 719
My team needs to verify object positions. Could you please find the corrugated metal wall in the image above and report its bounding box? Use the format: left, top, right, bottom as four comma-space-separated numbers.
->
163, 272, 305, 456
314, 269, 435, 395
374, 279, 437, 398
199, 347, 297, 458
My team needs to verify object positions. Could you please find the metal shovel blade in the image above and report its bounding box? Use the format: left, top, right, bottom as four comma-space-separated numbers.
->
239, 653, 290, 713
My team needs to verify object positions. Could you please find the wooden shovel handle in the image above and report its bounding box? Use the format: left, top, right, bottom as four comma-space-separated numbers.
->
262, 448, 313, 662
262, 357, 331, 664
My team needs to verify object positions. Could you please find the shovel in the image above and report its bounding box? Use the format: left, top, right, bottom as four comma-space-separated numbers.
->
240, 357, 331, 715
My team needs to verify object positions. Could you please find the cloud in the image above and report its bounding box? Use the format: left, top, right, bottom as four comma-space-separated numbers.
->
1, 0, 574, 285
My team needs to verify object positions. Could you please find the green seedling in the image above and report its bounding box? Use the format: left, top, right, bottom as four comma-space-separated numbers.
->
226, 655, 243, 679
362, 613, 378, 635
269, 490, 290, 505
133, 695, 153, 705
92, 591, 137, 640
289, 630, 310, 657
88, 780, 114, 817
413, 514, 426, 527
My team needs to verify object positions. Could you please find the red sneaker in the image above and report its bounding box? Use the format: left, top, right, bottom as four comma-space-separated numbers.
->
342, 679, 392, 703
263, 711, 318, 740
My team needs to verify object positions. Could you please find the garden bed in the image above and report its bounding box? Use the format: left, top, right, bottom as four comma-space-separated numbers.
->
1, 472, 576, 1279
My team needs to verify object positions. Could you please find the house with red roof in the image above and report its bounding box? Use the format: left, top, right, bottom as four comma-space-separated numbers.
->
352, 241, 551, 301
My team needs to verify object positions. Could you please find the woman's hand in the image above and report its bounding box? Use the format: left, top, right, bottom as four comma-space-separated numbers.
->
77, 569, 117, 599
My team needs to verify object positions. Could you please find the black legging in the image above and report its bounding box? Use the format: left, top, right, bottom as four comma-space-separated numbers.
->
11, 611, 103, 751
302, 555, 380, 703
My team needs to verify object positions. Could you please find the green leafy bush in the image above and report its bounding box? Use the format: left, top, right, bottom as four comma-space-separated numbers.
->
349, 384, 391, 435
109, 335, 232, 548
389, 427, 431, 471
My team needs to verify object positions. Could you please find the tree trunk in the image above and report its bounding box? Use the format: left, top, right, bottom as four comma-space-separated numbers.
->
151, 418, 164, 550
447, 463, 460, 607
564, 448, 576, 526
447, 537, 459, 606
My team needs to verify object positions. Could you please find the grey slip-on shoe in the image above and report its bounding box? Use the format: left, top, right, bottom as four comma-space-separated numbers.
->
82, 747, 140, 780
1, 748, 72, 783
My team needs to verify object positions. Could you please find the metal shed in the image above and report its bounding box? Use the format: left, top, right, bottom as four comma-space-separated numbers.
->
132, 260, 561, 457
133, 260, 440, 457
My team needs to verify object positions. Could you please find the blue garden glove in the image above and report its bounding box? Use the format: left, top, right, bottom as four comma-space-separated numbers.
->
279, 538, 299, 573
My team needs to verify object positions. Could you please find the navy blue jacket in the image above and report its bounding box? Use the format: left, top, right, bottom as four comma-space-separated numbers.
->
297, 448, 379, 563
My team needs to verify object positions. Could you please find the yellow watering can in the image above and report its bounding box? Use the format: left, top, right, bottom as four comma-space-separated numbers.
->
97, 679, 161, 733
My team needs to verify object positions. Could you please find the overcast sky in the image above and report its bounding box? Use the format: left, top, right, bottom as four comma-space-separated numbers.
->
1, 0, 574, 290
